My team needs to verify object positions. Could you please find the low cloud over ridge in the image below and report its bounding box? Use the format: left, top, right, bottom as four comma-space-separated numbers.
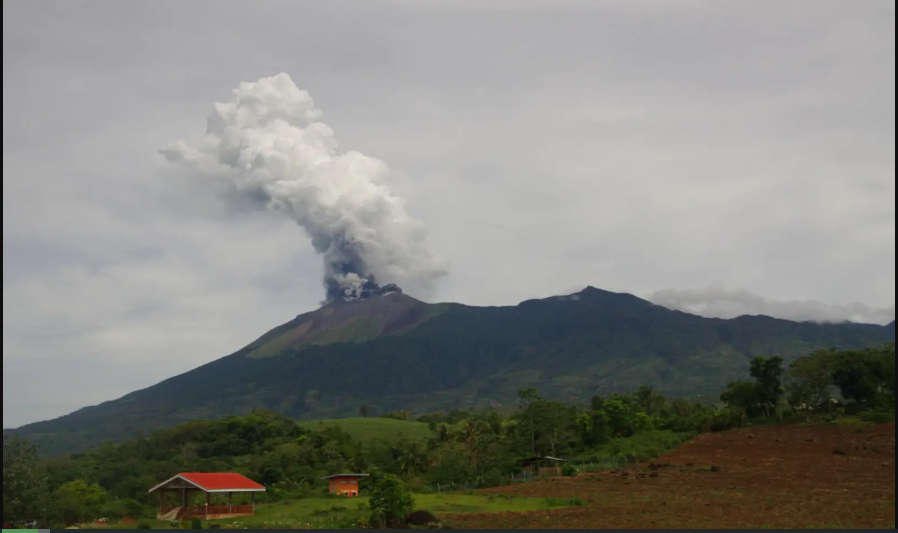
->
649, 283, 896, 325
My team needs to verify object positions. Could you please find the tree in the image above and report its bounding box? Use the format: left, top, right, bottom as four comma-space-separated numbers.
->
368, 474, 414, 527
398, 442, 429, 480
535, 401, 575, 457
52, 479, 106, 526
882, 344, 896, 405
720, 380, 762, 417
3, 435, 48, 527
749, 356, 785, 417
518, 388, 542, 455
831, 349, 882, 407
602, 399, 635, 438
359, 405, 370, 418
634, 385, 664, 416
788, 351, 835, 419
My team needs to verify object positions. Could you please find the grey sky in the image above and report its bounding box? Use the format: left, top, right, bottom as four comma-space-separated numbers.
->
3, 0, 894, 428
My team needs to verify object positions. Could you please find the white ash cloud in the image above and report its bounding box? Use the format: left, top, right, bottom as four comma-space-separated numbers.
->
160, 73, 448, 302
649, 283, 895, 325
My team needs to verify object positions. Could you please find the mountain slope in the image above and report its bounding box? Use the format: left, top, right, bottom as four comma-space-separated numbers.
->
11, 287, 895, 456
242, 292, 447, 358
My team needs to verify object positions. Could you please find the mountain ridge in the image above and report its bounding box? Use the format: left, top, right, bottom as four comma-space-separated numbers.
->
8, 287, 895, 456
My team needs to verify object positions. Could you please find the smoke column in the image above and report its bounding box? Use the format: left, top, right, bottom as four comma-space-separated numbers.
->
160, 73, 447, 302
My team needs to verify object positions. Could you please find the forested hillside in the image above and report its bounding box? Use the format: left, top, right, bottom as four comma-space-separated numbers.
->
9, 288, 895, 456
4, 343, 893, 528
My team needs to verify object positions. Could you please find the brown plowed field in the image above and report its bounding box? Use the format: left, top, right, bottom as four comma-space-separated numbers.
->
444, 423, 896, 529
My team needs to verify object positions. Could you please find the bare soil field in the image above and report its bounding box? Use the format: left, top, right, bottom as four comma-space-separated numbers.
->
443, 423, 896, 529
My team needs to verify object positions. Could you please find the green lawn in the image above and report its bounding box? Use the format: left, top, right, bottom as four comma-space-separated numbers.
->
297, 417, 434, 445
97, 493, 566, 529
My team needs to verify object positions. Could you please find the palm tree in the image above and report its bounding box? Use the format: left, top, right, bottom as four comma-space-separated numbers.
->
635, 385, 663, 416
399, 443, 428, 479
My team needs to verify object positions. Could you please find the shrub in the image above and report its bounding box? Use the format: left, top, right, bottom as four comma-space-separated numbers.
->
368, 474, 415, 525
136, 521, 152, 529
368, 511, 385, 529
562, 464, 579, 477
406, 510, 438, 527
477, 469, 503, 488
860, 409, 895, 424
191, 517, 203, 529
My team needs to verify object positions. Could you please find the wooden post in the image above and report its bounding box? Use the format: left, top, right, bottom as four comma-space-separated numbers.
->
251, 492, 256, 514
205, 491, 210, 520
182, 488, 187, 508
228, 492, 233, 514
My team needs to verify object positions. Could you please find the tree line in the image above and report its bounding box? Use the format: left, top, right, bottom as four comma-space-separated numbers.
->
3, 343, 893, 528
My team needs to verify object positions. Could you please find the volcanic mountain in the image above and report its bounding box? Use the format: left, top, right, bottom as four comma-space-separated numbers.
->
9, 287, 896, 456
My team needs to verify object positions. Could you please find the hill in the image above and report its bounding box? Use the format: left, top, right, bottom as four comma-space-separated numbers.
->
9, 287, 896, 456
297, 417, 434, 445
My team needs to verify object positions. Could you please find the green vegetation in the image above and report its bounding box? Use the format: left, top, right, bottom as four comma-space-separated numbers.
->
72, 494, 562, 529
3, 435, 48, 527
297, 418, 433, 446
367, 474, 414, 527
10, 288, 894, 457
3, 343, 893, 528
720, 344, 895, 421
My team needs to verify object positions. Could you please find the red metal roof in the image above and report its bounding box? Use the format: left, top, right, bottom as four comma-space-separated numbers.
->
179, 472, 265, 491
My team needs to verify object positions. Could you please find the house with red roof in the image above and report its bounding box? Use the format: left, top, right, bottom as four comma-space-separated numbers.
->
148, 472, 266, 521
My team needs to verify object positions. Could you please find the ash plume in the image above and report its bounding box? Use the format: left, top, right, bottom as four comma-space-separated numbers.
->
160, 73, 447, 302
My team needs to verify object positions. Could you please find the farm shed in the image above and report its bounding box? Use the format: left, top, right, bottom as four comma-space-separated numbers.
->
518, 456, 568, 477
149, 472, 266, 521
321, 473, 370, 497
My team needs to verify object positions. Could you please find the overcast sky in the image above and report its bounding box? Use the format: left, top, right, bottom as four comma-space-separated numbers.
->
3, 0, 895, 428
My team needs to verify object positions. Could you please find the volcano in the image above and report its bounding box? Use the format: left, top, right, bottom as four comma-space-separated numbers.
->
9, 286, 895, 457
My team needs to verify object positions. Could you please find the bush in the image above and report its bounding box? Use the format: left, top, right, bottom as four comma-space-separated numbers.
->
562, 464, 579, 477
860, 409, 895, 424
477, 469, 503, 488
190, 517, 203, 529
406, 510, 438, 527
136, 522, 152, 529
368, 474, 415, 524
368, 511, 385, 529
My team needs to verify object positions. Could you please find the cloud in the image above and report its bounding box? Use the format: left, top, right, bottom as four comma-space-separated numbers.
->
3, 0, 894, 428
649, 283, 896, 325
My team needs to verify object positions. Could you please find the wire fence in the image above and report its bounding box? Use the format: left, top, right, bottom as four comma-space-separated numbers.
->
412, 455, 636, 493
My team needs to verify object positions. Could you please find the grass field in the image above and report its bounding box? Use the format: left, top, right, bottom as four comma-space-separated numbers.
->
95, 493, 570, 529
297, 417, 434, 445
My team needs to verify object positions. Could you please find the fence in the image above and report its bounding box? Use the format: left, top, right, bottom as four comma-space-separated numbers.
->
413, 455, 635, 493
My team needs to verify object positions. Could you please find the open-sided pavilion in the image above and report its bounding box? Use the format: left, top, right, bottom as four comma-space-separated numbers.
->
149, 472, 266, 521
